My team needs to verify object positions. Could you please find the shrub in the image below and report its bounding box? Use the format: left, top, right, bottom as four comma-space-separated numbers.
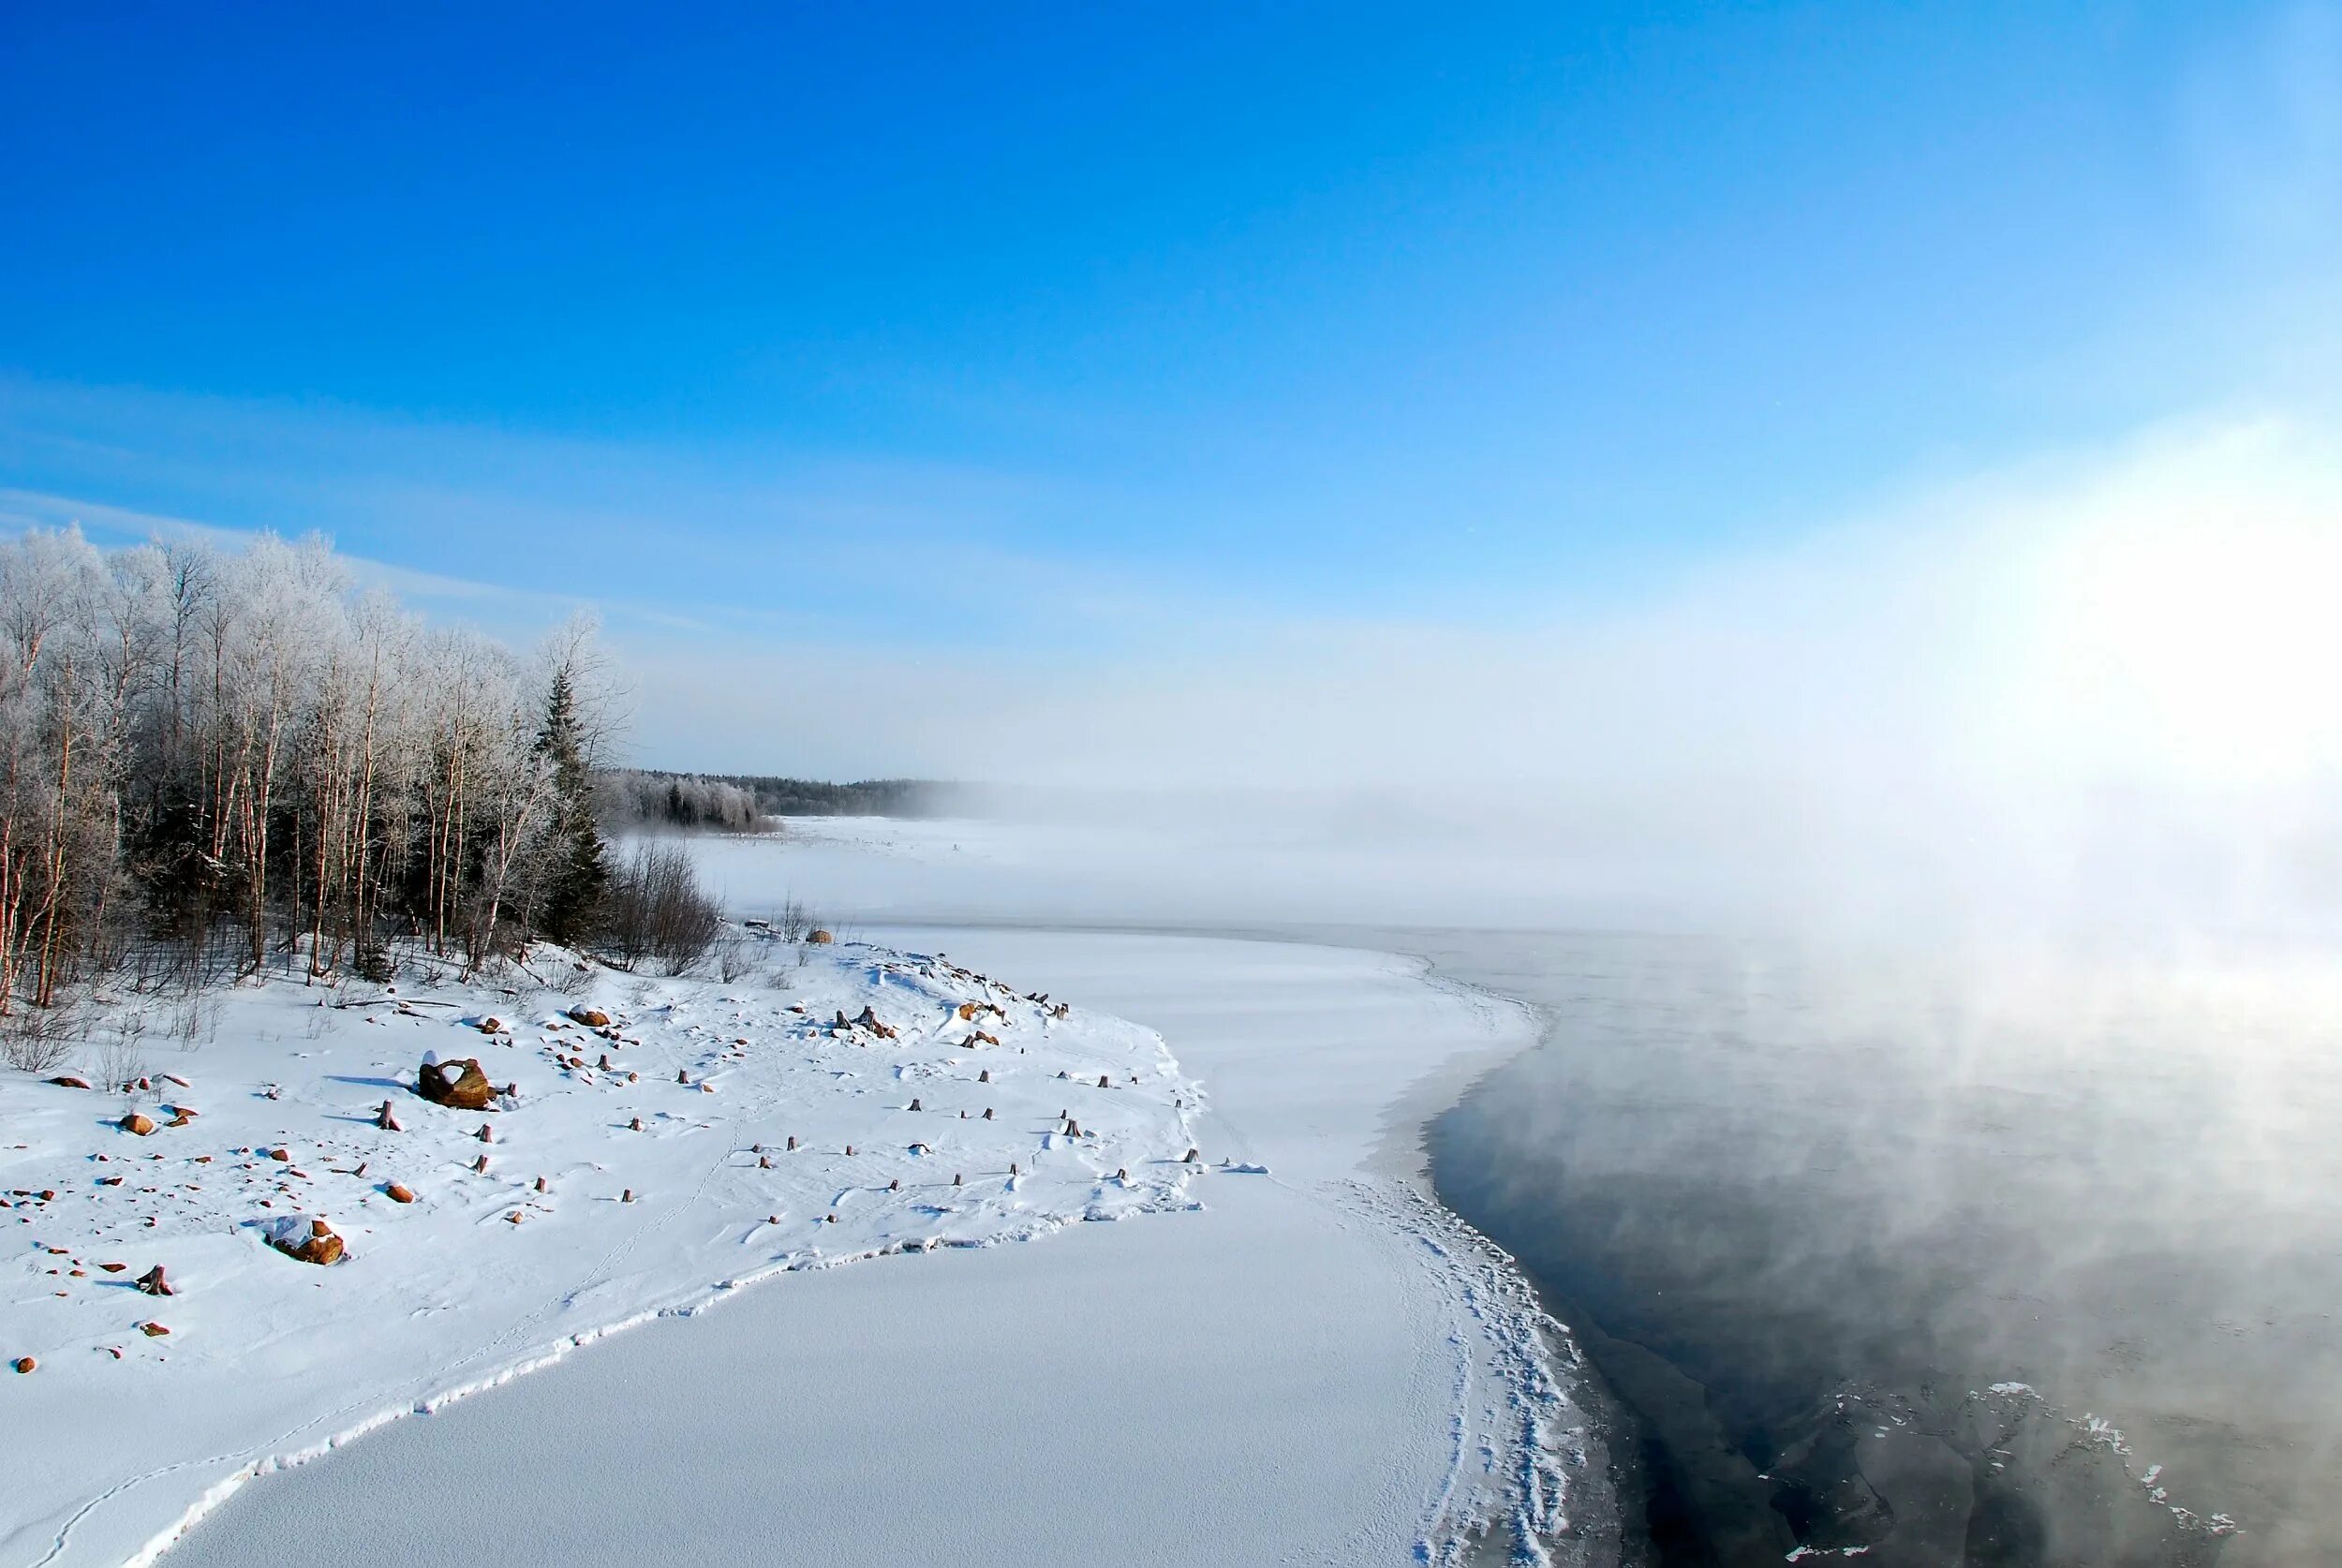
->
597, 842, 722, 974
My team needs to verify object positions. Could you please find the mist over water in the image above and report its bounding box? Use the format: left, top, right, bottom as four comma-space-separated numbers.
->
1408, 931, 2342, 1566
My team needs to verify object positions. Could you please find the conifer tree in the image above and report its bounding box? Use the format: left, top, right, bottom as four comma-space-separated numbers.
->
532, 664, 606, 944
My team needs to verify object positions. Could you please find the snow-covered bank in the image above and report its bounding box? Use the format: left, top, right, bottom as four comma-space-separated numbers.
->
165, 927, 1608, 1567
2, 934, 1198, 1568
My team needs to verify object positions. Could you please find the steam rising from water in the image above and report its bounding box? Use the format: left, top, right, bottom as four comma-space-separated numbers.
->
643, 418, 2342, 945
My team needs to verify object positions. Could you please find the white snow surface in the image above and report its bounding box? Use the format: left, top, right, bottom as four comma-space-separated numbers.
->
1, 935, 1199, 1568
71, 820, 1599, 1567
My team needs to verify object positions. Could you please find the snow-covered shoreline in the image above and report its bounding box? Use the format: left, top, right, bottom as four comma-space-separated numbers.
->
162, 924, 1608, 1568
3, 932, 1204, 1568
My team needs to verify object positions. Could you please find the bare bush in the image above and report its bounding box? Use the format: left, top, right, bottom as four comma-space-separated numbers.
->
598, 842, 722, 974
92, 1028, 150, 1096
777, 896, 808, 943
1, 1003, 81, 1072
715, 930, 755, 984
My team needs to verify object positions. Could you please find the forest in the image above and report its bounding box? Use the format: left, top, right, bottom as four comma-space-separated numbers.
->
0, 525, 717, 1045
597, 770, 950, 832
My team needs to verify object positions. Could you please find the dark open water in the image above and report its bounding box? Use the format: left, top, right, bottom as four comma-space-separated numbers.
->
1375, 928, 2342, 1568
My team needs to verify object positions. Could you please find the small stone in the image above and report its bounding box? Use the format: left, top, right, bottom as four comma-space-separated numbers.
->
1183, 1147, 1200, 1163
758, 1155, 771, 1169
50, 1075, 91, 1090
533, 1175, 548, 1192
140, 1321, 170, 1337
385, 1183, 416, 1204
978, 1069, 990, 1083
629, 1117, 644, 1132
97, 1262, 126, 1273
621, 1188, 635, 1204
908, 1098, 922, 1112
120, 1113, 156, 1137
677, 1069, 690, 1085
11, 1356, 32, 1373
568, 1007, 611, 1028
268, 1148, 291, 1161
472, 1154, 490, 1175
1098, 1074, 1110, 1088
476, 1124, 494, 1143
982, 1107, 993, 1121
786, 1136, 797, 1151
888, 1178, 900, 1191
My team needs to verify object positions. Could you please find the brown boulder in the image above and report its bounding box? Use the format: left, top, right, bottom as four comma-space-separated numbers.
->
568, 1007, 611, 1028
417, 1057, 497, 1111
49, 1075, 91, 1090
120, 1113, 156, 1137
384, 1183, 416, 1204
139, 1321, 170, 1337
10, 1356, 32, 1374
807, 928, 835, 944
269, 1217, 345, 1266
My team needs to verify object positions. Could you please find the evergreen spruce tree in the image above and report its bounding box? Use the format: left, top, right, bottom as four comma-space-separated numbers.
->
534, 666, 607, 944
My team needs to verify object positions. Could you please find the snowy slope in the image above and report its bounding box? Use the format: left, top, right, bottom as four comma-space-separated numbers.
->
0, 933, 1201, 1568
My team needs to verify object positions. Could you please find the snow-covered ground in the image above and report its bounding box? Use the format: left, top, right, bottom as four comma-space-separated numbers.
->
1, 932, 1201, 1568
151, 821, 1608, 1566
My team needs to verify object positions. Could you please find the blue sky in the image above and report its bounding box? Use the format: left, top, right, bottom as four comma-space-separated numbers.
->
6, 3, 2342, 772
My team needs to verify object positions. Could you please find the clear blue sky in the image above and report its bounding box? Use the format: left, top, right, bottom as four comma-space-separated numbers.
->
3, 2, 2336, 652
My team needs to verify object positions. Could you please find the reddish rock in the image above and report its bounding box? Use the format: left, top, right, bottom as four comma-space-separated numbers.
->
807, 928, 835, 944
417, 1057, 497, 1111
49, 1075, 91, 1090
136, 1265, 172, 1296
10, 1356, 32, 1374
269, 1218, 345, 1266
97, 1262, 126, 1273
474, 1016, 504, 1034
384, 1183, 416, 1204
377, 1102, 402, 1132
120, 1113, 156, 1137
268, 1147, 291, 1161
569, 1007, 612, 1028
139, 1322, 170, 1337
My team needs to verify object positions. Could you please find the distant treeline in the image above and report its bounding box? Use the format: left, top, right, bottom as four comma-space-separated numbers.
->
597, 770, 951, 833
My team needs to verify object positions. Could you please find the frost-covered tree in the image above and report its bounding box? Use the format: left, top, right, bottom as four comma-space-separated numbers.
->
0, 525, 688, 1016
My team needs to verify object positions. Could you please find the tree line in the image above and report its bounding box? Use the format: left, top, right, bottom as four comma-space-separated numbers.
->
596, 770, 950, 833
0, 525, 719, 1025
